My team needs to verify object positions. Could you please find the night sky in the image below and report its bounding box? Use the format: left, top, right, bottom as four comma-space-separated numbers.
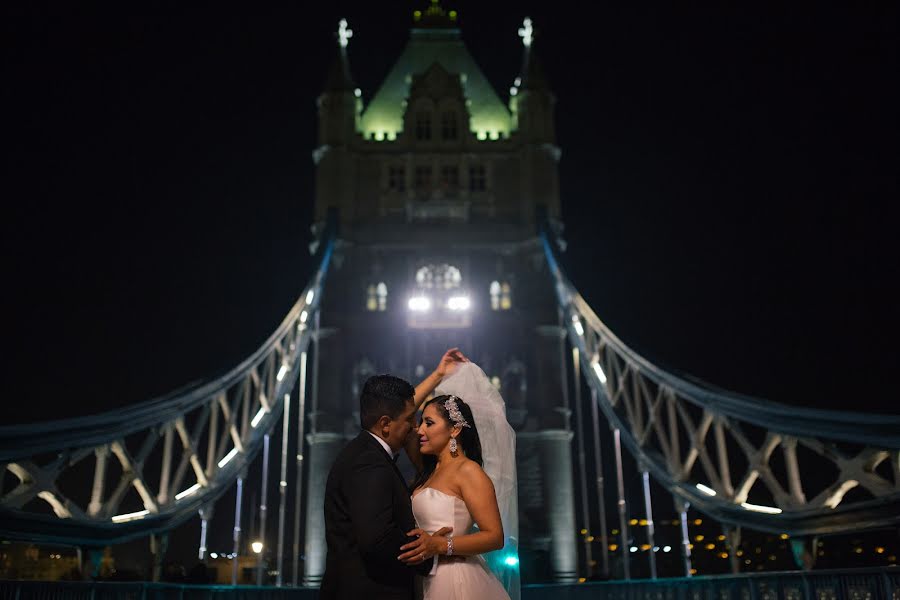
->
3, 3, 897, 422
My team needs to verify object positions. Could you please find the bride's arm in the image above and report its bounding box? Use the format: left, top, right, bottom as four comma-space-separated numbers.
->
400, 462, 503, 563
413, 348, 467, 409
406, 348, 467, 474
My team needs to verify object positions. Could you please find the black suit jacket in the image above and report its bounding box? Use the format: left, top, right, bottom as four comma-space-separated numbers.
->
320, 431, 432, 600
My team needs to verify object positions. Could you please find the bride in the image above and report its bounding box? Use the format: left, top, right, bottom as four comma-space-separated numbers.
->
398, 351, 520, 600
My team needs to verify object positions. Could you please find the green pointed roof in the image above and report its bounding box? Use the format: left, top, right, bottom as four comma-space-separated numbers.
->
360, 28, 512, 139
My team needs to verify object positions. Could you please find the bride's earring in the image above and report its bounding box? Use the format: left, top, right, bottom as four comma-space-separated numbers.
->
449, 437, 458, 457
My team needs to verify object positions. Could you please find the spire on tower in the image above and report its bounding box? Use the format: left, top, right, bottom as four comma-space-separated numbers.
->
515, 17, 548, 91
323, 18, 357, 93
518, 17, 534, 48
337, 18, 353, 48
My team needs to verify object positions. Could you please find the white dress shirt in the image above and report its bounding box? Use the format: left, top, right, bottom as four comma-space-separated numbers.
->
367, 431, 396, 459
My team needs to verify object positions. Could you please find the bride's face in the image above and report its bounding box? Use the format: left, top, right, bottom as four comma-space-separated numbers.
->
417, 403, 457, 456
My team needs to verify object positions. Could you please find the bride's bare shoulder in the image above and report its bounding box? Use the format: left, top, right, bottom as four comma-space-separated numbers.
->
456, 458, 494, 487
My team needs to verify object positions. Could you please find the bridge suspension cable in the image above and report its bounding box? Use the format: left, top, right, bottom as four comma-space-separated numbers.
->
540, 220, 900, 541
0, 215, 336, 553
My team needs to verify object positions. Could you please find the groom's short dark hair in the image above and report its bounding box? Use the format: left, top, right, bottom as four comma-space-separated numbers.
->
359, 374, 415, 430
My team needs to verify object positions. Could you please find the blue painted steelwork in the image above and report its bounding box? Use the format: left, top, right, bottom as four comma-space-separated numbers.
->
539, 218, 900, 536
0, 213, 337, 546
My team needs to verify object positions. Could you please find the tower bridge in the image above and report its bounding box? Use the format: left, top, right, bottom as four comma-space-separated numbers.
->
2, 5, 898, 599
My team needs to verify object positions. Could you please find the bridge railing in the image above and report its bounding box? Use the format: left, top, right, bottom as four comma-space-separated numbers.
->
539, 219, 900, 540
2, 567, 897, 599
0, 213, 337, 553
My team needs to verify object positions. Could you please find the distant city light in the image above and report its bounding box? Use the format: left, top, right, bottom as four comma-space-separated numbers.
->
447, 296, 471, 311
210, 553, 218, 559
629, 546, 638, 553
663, 546, 672, 553
408, 296, 431, 312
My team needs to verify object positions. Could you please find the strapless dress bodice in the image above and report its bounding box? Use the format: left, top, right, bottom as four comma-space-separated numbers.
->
411, 487, 473, 536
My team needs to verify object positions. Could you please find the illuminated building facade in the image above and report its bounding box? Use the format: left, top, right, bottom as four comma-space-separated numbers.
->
304, 5, 576, 585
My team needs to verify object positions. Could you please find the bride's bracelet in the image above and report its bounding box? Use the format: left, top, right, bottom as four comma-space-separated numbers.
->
446, 535, 454, 556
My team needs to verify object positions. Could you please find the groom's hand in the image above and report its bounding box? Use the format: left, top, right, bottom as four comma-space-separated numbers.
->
397, 526, 453, 564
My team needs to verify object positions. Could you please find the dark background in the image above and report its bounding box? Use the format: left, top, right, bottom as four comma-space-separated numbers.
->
1, 0, 897, 578
4, 1, 896, 422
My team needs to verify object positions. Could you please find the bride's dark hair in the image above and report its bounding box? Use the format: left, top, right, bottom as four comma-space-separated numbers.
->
411, 395, 483, 492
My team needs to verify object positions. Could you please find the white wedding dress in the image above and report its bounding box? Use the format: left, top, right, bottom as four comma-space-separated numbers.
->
411, 362, 519, 600
412, 487, 510, 600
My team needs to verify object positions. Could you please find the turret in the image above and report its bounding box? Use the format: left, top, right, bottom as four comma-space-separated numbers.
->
317, 19, 360, 146
510, 18, 556, 143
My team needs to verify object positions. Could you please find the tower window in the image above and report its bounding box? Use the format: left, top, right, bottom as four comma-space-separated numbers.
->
417, 264, 462, 290
415, 112, 432, 141
367, 282, 388, 311
490, 280, 512, 310
440, 165, 459, 191
469, 165, 487, 192
414, 166, 432, 191
441, 112, 458, 140
388, 166, 406, 192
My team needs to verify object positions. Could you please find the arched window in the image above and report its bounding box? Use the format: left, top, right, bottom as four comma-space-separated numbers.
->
415, 112, 432, 141
441, 112, 458, 140
469, 164, 487, 192
367, 282, 388, 311
490, 280, 512, 311
417, 264, 462, 290
376, 282, 388, 311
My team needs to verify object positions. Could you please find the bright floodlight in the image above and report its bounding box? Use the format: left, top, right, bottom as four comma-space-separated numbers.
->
696, 483, 717, 496
408, 296, 431, 312
251, 541, 263, 554
447, 296, 471, 311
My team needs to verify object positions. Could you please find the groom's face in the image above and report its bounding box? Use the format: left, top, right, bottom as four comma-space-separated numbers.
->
382, 398, 417, 452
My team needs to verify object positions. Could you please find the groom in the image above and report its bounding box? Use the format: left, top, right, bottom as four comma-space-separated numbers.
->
320, 367, 454, 600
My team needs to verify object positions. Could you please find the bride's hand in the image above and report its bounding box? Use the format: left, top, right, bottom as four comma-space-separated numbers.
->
435, 348, 468, 379
398, 526, 453, 564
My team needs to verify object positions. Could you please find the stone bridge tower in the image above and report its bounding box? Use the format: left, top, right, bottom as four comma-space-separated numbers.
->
304, 5, 577, 585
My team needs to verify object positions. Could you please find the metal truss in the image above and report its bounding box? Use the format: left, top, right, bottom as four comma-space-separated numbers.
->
541, 226, 900, 537
0, 221, 335, 547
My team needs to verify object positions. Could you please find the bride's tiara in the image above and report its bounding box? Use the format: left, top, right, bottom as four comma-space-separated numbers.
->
444, 396, 471, 429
